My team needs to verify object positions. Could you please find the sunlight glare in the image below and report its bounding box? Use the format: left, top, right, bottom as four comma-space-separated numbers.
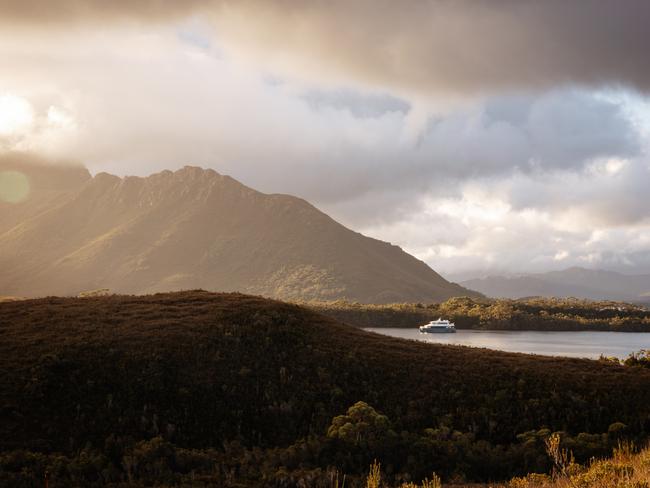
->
0, 170, 30, 203
0, 94, 34, 136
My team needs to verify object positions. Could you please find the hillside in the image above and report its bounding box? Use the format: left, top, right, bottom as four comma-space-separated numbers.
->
0, 159, 477, 303
461, 267, 650, 302
1, 292, 650, 486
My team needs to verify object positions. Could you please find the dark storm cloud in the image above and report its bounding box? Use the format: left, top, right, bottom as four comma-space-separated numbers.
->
2, 1, 650, 96
213, 0, 650, 96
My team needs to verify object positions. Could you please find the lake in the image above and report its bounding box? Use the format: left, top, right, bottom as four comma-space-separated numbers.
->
363, 328, 650, 359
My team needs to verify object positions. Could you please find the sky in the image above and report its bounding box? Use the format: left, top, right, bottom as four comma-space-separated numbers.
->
1, 0, 650, 280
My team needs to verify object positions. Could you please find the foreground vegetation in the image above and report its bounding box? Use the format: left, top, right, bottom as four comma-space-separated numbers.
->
307, 296, 650, 332
503, 440, 650, 488
360, 438, 650, 487
2, 291, 650, 486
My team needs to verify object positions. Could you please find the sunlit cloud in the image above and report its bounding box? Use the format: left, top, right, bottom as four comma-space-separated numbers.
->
0, 94, 34, 136
47, 106, 75, 129
0, 3, 649, 277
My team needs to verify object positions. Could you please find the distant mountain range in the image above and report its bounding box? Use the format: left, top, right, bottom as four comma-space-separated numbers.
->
0, 154, 478, 303
461, 267, 650, 302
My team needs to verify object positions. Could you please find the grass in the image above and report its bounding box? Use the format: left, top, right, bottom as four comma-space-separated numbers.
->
367, 440, 650, 487
364, 460, 442, 488
503, 442, 650, 488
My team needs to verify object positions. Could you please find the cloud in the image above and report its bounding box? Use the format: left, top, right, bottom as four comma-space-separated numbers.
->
0, 0, 201, 25
359, 170, 650, 278
211, 1, 650, 98
504, 157, 650, 228
0, 26, 642, 216
1, 12, 649, 276
0, 94, 34, 137
2, 1, 650, 97
0, 30, 638, 208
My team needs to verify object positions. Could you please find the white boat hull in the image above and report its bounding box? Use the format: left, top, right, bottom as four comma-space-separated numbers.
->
419, 327, 456, 333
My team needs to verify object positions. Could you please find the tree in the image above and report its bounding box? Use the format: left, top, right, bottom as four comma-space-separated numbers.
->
328, 401, 397, 456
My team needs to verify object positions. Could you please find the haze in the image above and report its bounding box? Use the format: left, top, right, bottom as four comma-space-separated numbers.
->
2, 0, 650, 280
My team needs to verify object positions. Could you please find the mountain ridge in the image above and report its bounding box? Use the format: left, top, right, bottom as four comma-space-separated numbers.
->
461, 266, 650, 302
0, 158, 478, 303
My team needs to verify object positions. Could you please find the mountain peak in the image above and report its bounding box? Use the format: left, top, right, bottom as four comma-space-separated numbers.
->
173, 165, 221, 179
0, 163, 479, 303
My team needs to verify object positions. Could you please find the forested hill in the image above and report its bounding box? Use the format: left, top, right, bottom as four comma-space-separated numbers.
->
2, 291, 650, 486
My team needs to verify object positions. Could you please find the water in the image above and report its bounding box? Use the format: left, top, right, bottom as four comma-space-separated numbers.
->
363, 328, 650, 359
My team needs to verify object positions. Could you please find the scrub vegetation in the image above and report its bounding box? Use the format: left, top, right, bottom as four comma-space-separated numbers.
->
2, 291, 650, 486
360, 438, 650, 487
307, 296, 650, 332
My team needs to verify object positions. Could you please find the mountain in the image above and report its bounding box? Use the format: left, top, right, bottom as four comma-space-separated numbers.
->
0, 158, 477, 303
2, 291, 649, 484
461, 267, 650, 302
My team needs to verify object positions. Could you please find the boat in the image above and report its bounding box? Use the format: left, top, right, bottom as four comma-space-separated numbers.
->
419, 318, 456, 333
